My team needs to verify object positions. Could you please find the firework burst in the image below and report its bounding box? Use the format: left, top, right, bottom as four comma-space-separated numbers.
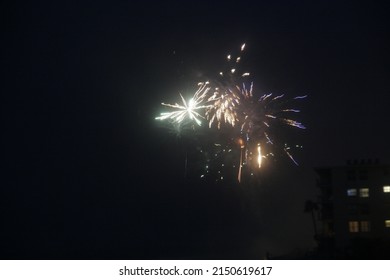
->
155, 82, 212, 126
155, 43, 307, 183
231, 81, 306, 181
206, 87, 240, 129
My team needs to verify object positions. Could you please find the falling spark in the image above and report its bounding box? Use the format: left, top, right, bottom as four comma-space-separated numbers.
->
237, 138, 245, 183
284, 148, 299, 166
238, 148, 243, 183
257, 143, 262, 168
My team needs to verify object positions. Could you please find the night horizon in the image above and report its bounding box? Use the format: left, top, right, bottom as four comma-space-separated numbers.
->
2, 1, 390, 260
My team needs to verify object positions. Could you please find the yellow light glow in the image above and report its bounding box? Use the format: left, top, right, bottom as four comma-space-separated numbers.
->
257, 143, 262, 168
238, 138, 244, 148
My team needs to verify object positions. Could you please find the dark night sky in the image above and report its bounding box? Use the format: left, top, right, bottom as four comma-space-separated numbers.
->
1, 1, 390, 259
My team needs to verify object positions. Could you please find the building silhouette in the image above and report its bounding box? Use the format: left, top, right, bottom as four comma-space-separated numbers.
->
315, 159, 390, 258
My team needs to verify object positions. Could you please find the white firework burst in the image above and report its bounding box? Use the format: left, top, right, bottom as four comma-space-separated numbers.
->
155, 82, 212, 126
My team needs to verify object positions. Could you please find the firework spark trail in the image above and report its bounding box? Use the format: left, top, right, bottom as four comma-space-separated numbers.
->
206, 88, 240, 129
207, 43, 251, 129
257, 143, 262, 168
294, 95, 308, 99
238, 138, 245, 183
280, 118, 306, 129
264, 132, 273, 144
284, 147, 299, 166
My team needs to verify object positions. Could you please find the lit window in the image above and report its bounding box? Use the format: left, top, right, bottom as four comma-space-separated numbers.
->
349, 221, 359, 233
360, 221, 370, 232
383, 186, 390, 193
359, 188, 369, 198
347, 189, 357, 196
385, 220, 390, 228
